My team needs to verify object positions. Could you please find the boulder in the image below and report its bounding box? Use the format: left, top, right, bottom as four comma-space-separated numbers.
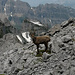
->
61, 35, 72, 43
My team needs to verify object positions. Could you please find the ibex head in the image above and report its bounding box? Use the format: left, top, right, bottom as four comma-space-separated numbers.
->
29, 31, 35, 37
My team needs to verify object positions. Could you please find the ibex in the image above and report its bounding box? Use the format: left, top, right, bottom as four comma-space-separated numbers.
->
30, 32, 50, 54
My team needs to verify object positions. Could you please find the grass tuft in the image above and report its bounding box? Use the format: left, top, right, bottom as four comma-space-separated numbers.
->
0, 74, 5, 75
72, 38, 75, 41
35, 49, 51, 57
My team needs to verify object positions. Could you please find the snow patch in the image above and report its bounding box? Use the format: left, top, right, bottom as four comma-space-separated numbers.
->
4, 8, 6, 11
22, 32, 31, 43
14, 6, 16, 8
30, 21, 43, 26
16, 35, 23, 43
31, 7, 33, 9
11, 12, 12, 17
49, 19, 51, 22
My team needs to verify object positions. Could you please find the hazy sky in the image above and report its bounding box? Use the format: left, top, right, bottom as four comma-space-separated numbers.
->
21, 0, 74, 7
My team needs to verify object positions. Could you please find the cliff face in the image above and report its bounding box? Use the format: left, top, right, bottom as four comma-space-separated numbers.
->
0, 18, 14, 38
0, 18, 75, 75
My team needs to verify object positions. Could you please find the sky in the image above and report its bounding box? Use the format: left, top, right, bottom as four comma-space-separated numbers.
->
21, 0, 75, 8
21, 0, 65, 6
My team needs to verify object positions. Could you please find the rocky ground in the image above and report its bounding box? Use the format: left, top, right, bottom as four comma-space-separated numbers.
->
0, 18, 75, 75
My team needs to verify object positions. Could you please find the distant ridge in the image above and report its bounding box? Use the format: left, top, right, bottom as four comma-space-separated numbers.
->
0, 0, 75, 27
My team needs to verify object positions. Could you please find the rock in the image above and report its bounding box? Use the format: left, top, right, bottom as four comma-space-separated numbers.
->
62, 70, 70, 75
61, 35, 72, 43
71, 60, 75, 67
56, 37, 65, 48
57, 41, 65, 48
44, 71, 51, 75
52, 38, 60, 53
70, 67, 75, 75
61, 18, 74, 28
42, 52, 51, 61
17, 71, 23, 75
0, 18, 75, 75
48, 24, 61, 36
40, 32, 46, 36
61, 20, 69, 28
68, 41, 73, 45
24, 57, 34, 68
16, 63, 23, 70
8, 50, 14, 54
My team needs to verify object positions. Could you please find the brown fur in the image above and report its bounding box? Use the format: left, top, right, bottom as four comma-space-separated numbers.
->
30, 32, 50, 54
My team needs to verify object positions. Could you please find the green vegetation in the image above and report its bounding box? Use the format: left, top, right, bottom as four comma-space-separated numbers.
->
37, 57, 42, 62
72, 38, 75, 41
36, 49, 51, 57
33, 57, 43, 64
36, 52, 42, 57
72, 24, 75, 26
0, 74, 5, 75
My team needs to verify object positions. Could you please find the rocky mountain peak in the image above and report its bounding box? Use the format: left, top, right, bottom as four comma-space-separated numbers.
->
0, 0, 75, 27
0, 18, 75, 75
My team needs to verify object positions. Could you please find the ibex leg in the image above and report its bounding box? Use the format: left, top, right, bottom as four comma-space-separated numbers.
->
44, 43, 48, 52
37, 45, 39, 54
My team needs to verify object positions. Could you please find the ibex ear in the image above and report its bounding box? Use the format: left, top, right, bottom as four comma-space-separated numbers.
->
29, 30, 36, 35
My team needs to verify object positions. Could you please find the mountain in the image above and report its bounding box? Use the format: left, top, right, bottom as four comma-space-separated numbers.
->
0, 0, 33, 24
0, 0, 75, 32
0, 0, 75, 74
21, 0, 75, 9
0, 18, 75, 75
21, 3, 75, 32
0, 0, 75, 26
32, 4, 75, 25
0, 0, 31, 15
61, 0, 75, 9
9, 3, 75, 26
